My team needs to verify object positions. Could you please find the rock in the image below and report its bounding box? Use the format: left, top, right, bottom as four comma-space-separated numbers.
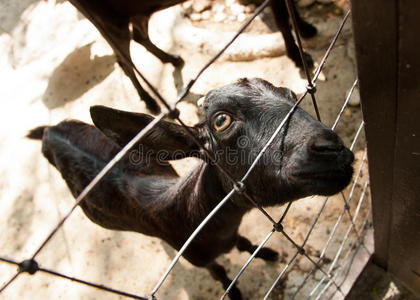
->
230, 3, 245, 15
244, 4, 257, 13
237, 13, 247, 22
189, 13, 202, 21
201, 10, 211, 20
348, 86, 361, 107
228, 15, 237, 21
212, 3, 225, 13
297, 0, 316, 8
173, 20, 287, 61
192, 0, 212, 13
317, 0, 334, 3
213, 12, 227, 22
182, 1, 193, 9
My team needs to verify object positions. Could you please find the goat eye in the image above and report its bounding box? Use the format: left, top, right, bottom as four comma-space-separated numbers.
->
213, 114, 232, 131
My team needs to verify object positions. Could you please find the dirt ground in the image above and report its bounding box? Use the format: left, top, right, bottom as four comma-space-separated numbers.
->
0, 0, 379, 299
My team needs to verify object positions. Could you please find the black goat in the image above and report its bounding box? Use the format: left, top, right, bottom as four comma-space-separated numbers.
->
28, 78, 353, 299
68, 0, 317, 114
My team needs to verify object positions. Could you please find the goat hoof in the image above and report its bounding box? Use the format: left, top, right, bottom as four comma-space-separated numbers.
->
302, 52, 314, 69
293, 52, 314, 70
257, 247, 279, 262
300, 23, 318, 39
171, 55, 184, 68
147, 102, 161, 115
141, 93, 161, 115
227, 286, 242, 300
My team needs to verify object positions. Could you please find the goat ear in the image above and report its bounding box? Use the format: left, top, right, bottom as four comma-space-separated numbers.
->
276, 86, 298, 102
90, 105, 201, 159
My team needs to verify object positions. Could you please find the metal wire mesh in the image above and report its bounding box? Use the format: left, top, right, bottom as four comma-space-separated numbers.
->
0, 0, 371, 299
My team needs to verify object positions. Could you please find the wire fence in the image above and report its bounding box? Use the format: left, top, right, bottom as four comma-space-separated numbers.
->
0, 0, 371, 299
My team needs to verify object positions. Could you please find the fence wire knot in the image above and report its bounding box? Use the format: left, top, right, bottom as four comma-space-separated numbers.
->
306, 83, 317, 94
273, 222, 283, 232
167, 106, 180, 120
18, 259, 39, 275
233, 181, 246, 194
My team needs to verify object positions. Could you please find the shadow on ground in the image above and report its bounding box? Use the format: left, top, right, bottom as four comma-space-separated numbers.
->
42, 43, 115, 109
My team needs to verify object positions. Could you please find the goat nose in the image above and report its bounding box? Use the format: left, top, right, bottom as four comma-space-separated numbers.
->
309, 133, 343, 154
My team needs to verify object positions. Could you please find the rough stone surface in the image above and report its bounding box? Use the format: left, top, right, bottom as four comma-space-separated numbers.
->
192, 0, 212, 13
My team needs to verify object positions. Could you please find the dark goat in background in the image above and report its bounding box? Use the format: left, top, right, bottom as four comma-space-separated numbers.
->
68, 0, 317, 114
28, 78, 352, 299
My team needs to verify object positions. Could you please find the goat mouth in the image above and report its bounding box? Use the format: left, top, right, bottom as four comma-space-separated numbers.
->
288, 165, 354, 194
287, 149, 355, 187
292, 168, 352, 180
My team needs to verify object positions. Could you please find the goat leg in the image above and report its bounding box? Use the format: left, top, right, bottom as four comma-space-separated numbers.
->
116, 57, 161, 114
288, 0, 317, 38
207, 262, 242, 300
109, 29, 161, 114
131, 16, 184, 67
271, 0, 314, 68
68, 1, 160, 114
236, 236, 279, 262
